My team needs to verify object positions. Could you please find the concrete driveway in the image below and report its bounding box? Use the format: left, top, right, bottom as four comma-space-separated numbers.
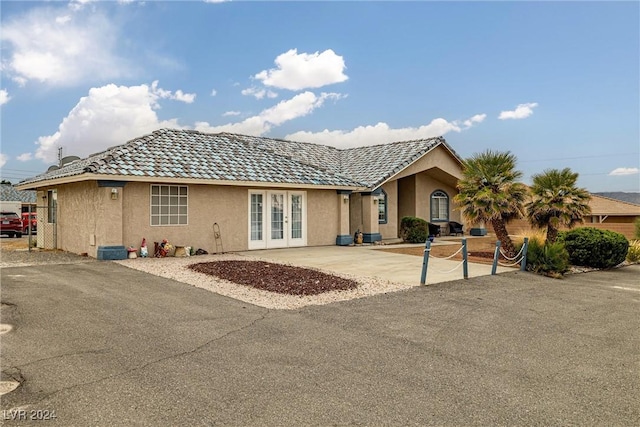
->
240, 243, 511, 286
1, 261, 638, 426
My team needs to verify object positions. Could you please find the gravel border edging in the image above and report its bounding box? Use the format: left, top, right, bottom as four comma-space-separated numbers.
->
114, 253, 418, 310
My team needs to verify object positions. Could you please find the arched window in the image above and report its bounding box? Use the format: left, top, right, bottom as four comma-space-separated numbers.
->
377, 189, 387, 224
430, 190, 449, 222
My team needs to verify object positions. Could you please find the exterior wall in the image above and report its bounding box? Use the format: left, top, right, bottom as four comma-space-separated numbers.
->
122, 183, 339, 253
415, 172, 461, 226
123, 183, 248, 253
307, 189, 340, 246
392, 145, 462, 184
397, 176, 416, 228
60, 182, 121, 257
378, 180, 398, 239
349, 193, 364, 236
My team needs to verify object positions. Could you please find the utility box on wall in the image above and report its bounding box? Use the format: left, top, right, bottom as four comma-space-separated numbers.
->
97, 245, 127, 260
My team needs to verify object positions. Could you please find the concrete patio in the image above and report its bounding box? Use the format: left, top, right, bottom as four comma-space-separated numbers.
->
240, 240, 513, 286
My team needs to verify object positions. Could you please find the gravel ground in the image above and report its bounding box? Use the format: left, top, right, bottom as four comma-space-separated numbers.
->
0, 248, 96, 268
115, 254, 416, 310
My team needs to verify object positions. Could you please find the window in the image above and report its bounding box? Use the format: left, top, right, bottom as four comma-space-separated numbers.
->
150, 185, 188, 226
250, 193, 263, 241
47, 190, 57, 223
377, 189, 387, 224
430, 190, 449, 222
291, 194, 303, 239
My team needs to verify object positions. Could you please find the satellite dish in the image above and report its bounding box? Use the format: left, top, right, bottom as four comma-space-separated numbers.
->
47, 165, 60, 172
60, 155, 81, 166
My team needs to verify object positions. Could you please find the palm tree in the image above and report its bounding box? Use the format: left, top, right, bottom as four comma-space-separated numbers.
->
526, 168, 591, 244
454, 150, 528, 258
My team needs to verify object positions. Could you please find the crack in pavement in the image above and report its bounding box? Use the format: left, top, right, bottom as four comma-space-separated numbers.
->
14, 309, 270, 406
13, 348, 112, 369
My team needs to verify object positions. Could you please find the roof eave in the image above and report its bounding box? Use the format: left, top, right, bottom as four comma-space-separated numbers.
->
15, 173, 364, 192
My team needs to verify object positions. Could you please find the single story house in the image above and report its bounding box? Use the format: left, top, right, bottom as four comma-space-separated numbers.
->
16, 129, 465, 257
492, 194, 640, 240
0, 184, 36, 214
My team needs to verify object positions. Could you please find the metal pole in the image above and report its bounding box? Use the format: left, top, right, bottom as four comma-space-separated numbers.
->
420, 240, 431, 285
28, 203, 32, 252
491, 240, 501, 275
520, 237, 529, 271
462, 238, 468, 279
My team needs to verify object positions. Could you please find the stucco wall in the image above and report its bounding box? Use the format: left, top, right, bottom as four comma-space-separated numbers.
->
122, 183, 339, 253
307, 189, 340, 246
397, 176, 416, 227
415, 174, 460, 225
37, 182, 122, 257
349, 193, 364, 236
379, 181, 398, 239
122, 183, 248, 253
392, 145, 462, 184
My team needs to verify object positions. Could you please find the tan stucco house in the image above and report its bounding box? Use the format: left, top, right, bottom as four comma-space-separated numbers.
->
16, 129, 464, 258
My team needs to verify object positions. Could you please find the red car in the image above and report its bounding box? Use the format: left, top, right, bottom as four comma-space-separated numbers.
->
1, 212, 23, 238
21, 212, 37, 234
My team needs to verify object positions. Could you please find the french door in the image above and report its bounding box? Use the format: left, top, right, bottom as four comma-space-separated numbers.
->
249, 190, 306, 249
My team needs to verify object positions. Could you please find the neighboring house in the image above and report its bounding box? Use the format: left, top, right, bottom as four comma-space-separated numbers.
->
494, 193, 640, 240
16, 129, 465, 257
0, 184, 36, 214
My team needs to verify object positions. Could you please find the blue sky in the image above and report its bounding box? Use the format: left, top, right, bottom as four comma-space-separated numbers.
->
1, 0, 638, 193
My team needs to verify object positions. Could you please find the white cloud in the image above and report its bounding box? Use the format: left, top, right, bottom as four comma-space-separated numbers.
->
196, 91, 343, 136
285, 120, 458, 148
285, 113, 484, 148
1, 7, 130, 86
254, 49, 348, 90
33, 82, 184, 163
498, 102, 538, 120
0, 89, 10, 106
609, 167, 639, 176
17, 153, 33, 161
68, 0, 97, 12
222, 111, 241, 117
211, 89, 217, 96
241, 86, 278, 100
0, 154, 7, 168
173, 90, 196, 104
150, 81, 196, 104
463, 113, 486, 128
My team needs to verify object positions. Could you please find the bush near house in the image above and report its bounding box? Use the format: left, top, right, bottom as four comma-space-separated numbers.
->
626, 240, 640, 263
400, 216, 430, 243
524, 236, 570, 278
634, 217, 640, 239
559, 227, 629, 269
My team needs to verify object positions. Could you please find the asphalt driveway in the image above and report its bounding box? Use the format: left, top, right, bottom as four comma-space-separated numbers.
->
1, 261, 639, 426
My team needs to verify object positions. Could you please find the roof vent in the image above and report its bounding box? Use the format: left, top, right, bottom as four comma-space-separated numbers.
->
60, 155, 81, 167
47, 165, 60, 172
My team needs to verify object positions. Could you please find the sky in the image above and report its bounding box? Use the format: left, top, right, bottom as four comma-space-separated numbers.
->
0, 0, 638, 193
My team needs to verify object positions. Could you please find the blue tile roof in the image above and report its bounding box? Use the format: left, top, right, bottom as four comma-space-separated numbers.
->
18, 129, 460, 190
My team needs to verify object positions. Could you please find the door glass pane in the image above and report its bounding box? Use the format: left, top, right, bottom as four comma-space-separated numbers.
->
271, 194, 284, 240
291, 195, 302, 239
251, 194, 263, 241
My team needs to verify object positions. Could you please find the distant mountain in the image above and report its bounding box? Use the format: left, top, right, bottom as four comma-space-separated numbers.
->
594, 192, 640, 205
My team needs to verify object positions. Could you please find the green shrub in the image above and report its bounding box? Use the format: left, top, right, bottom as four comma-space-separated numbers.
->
525, 237, 569, 277
560, 227, 629, 269
626, 240, 640, 263
400, 216, 429, 243
635, 217, 640, 239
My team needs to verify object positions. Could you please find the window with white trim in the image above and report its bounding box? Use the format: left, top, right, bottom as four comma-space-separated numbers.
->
378, 189, 388, 224
430, 190, 449, 222
150, 185, 188, 226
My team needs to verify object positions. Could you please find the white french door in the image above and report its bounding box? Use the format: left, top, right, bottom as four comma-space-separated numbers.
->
248, 190, 306, 249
